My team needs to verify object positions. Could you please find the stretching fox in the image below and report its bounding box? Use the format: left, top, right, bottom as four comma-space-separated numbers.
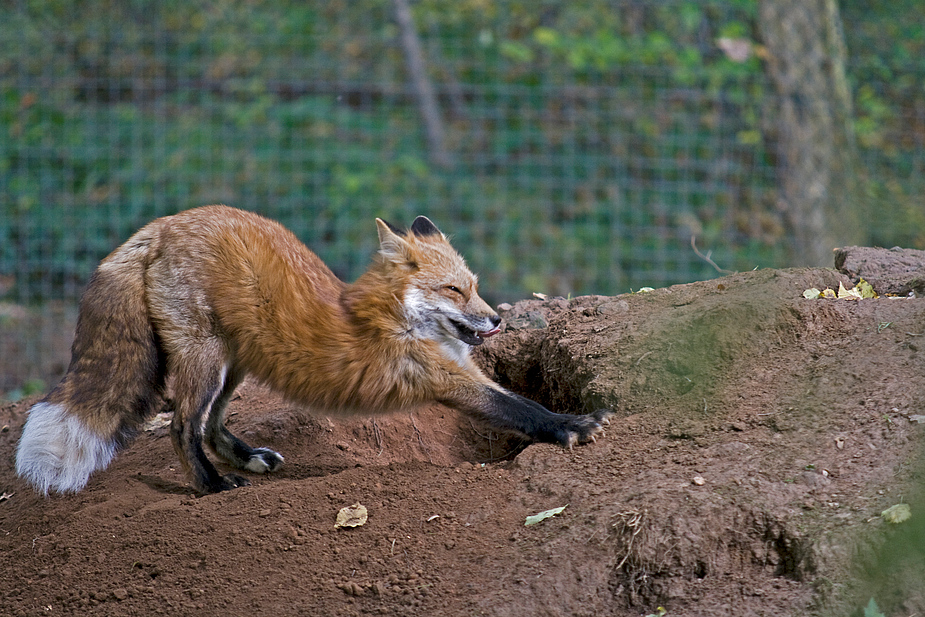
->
16, 206, 610, 495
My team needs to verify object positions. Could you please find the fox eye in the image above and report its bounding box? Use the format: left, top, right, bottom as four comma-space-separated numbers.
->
445, 285, 463, 295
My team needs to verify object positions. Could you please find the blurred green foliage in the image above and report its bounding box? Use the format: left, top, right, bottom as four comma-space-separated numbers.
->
0, 0, 922, 306
841, 0, 925, 250
844, 484, 925, 617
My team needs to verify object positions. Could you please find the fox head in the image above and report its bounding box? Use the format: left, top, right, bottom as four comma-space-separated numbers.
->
374, 216, 501, 356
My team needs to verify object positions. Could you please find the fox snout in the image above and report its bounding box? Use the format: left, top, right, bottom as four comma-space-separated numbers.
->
453, 312, 501, 346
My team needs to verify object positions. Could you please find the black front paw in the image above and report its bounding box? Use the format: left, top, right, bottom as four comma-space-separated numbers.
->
479, 388, 613, 450
551, 409, 613, 448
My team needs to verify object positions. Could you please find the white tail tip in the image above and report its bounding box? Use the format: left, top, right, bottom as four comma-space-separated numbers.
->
15, 402, 116, 495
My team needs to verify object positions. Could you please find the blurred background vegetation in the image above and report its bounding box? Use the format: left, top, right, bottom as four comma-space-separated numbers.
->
1, 0, 923, 393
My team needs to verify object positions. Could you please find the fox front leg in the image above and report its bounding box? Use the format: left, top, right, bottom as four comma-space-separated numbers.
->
448, 386, 612, 448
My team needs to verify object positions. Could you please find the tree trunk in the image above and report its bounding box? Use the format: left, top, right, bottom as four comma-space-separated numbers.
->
758, 0, 862, 266
392, 0, 453, 170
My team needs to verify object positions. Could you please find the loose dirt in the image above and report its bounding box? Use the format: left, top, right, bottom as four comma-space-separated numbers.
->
2, 262, 924, 616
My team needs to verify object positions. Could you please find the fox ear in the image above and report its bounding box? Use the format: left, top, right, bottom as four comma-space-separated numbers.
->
375, 218, 416, 266
410, 216, 442, 238
379, 218, 406, 237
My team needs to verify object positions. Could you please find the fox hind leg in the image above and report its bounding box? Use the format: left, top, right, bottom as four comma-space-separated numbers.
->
169, 355, 251, 493
204, 367, 284, 474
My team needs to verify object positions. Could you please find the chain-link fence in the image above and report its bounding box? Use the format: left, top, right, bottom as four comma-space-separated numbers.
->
1, 0, 923, 394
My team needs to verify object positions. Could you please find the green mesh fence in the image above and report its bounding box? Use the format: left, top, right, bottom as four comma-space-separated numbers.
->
1, 0, 923, 393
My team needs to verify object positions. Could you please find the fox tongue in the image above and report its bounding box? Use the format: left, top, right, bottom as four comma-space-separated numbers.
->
454, 322, 501, 346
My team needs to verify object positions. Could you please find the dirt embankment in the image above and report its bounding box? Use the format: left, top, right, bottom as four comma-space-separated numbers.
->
2, 257, 925, 616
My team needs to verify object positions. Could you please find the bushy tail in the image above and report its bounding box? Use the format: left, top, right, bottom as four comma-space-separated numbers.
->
15, 402, 120, 495
16, 230, 166, 495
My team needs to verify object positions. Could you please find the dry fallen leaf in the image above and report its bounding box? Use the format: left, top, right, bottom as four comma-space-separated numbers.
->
804, 279, 878, 301
803, 288, 822, 299
525, 505, 568, 526
838, 282, 862, 300
881, 503, 911, 524
335, 503, 368, 528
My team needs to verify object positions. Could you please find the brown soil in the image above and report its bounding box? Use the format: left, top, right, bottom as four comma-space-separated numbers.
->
2, 265, 925, 617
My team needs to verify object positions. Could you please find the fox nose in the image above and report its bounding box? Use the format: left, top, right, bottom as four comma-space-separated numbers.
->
490, 314, 501, 329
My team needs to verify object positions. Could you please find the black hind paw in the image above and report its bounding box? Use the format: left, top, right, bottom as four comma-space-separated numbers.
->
202, 473, 251, 494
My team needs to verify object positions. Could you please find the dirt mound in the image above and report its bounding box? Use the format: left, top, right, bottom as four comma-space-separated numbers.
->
834, 245, 925, 297
2, 265, 925, 616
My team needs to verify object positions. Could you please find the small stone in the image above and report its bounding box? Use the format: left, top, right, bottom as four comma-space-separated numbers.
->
692, 476, 706, 486
112, 589, 128, 601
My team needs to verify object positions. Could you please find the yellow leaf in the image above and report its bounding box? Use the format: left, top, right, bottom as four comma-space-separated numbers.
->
822, 288, 837, 299
856, 278, 878, 299
803, 288, 821, 299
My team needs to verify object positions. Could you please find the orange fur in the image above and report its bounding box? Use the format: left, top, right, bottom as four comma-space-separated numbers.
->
16, 206, 609, 495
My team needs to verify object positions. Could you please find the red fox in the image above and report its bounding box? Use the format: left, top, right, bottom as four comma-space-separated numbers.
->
16, 206, 610, 495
